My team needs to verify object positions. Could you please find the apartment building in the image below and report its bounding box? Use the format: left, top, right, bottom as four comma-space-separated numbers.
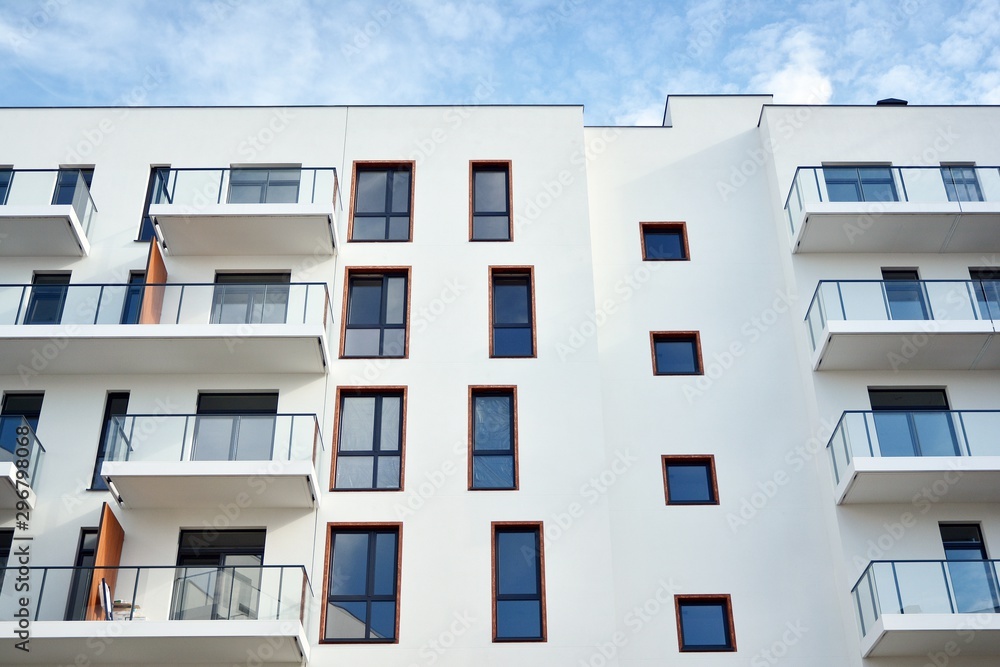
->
0, 97, 997, 666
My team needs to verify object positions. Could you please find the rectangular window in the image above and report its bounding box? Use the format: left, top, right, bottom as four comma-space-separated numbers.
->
323, 525, 401, 642
24, 273, 71, 325
227, 167, 300, 204
651, 332, 702, 375
824, 166, 897, 202
675, 595, 736, 652
869, 388, 957, 457
119, 272, 145, 325
172, 529, 266, 621
0, 529, 12, 589
92, 392, 130, 490
882, 269, 929, 320
469, 388, 517, 490
471, 162, 512, 241
193, 393, 278, 461
211, 272, 290, 325
138, 166, 169, 241
350, 163, 413, 241
342, 269, 409, 358
333, 389, 404, 490
641, 222, 689, 260
939, 524, 999, 613
0, 169, 12, 205
662, 455, 717, 505
942, 165, 983, 202
490, 267, 535, 357
493, 523, 545, 641
52, 168, 94, 206
970, 267, 1000, 320
65, 528, 98, 621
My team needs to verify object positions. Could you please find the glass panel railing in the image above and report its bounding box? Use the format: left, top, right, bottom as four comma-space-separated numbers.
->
805, 280, 995, 351
826, 410, 1000, 482
0, 169, 97, 235
153, 167, 339, 210
852, 560, 1000, 637
0, 282, 332, 329
0, 565, 309, 622
783, 166, 1000, 240
104, 414, 322, 467
0, 416, 45, 490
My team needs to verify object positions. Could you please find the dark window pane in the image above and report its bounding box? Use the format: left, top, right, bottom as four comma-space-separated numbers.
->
330, 533, 369, 596
494, 329, 533, 357
497, 531, 538, 595
494, 281, 530, 324
473, 216, 510, 240
680, 602, 730, 648
380, 397, 401, 452
474, 396, 512, 451
667, 463, 713, 503
388, 216, 410, 240
496, 600, 541, 639
370, 601, 397, 639
355, 171, 388, 213
644, 230, 685, 259
474, 169, 508, 213
655, 338, 699, 374
348, 281, 384, 325
869, 389, 949, 410
385, 277, 406, 324
473, 456, 514, 488
373, 532, 397, 595
390, 171, 410, 213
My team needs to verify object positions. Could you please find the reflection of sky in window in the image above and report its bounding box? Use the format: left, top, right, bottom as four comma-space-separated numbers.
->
681, 602, 728, 647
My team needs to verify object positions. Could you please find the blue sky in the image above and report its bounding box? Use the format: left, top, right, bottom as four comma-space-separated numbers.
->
1, 0, 998, 125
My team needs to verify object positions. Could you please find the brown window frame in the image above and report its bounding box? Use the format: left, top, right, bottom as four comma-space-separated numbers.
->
470, 161, 513, 242
640, 221, 689, 261
674, 594, 737, 652
348, 161, 415, 242
661, 455, 718, 505
331, 386, 407, 492
468, 386, 519, 491
650, 331, 702, 375
489, 266, 536, 358
491, 521, 546, 642
340, 266, 412, 359
320, 522, 403, 644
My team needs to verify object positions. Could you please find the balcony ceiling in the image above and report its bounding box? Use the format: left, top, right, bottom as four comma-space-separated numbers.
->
813, 322, 998, 371
834, 456, 1000, 504
863, 614, 1000, 657
0, 206, 90, 256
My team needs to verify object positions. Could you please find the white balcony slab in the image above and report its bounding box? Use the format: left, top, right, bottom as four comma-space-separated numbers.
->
102, 459, 320, 509
862, 613, 1000, 657
834, 456, 1000, 504
0, 619, 309, 665
0, 324, 329, 375
0, 205, 91, 256
150, 203, 336, 255
0, 462, 35, 509
812, 320, 997, 371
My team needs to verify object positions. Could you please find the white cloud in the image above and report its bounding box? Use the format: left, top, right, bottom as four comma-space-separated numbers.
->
747, 28, 832, 103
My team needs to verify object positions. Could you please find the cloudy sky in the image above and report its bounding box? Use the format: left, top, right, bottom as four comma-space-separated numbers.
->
1, 0, 998, 124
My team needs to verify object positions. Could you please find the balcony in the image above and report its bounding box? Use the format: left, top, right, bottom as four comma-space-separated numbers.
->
0, 169, 95, 256
853, 559, 1000, 657
0, 281, 332, 375
0, 417, 44, 509
827, 410, 1000, 504
149, 167, 340, 255
805, 280, 1000, 370
101, 413, 323, 509
783, 166, 1000, 253
0, 565, 311, 665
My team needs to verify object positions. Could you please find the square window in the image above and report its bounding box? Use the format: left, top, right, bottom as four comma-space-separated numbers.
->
491, 268, 535, 358
471, 162, 512, 241
675, 595, 736, 652
350, 163, 413, 241
342, 269, 409, 358
651, 332, 701, 375
662, 456, 717, 505
470, 388, 517, 490
333, 389, 404, 490
323, 525, 401, 642
493, 523, 545, 641
641, 222, 689, 260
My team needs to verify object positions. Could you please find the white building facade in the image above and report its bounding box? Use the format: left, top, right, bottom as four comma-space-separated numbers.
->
0, 97, 997, 666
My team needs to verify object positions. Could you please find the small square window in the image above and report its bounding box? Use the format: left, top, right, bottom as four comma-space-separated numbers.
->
675, 595, 736, 652
662, 456, 717, 505
651, 332, 701, 375
641, 222, 688, 260
471, 162, 512, 241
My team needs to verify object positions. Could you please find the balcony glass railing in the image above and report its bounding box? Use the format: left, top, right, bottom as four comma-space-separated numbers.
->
0, 565, 310, 623
783, 166, 1000, 237
0, 282, 331, 329
152, 167, 339, 209
0, 168, 97, 234
827, 410, 1000, 485
853, 559, 1000, 637
805, 280, 1000, 351
104, 413, 322, 466
0, 416, 45, 490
